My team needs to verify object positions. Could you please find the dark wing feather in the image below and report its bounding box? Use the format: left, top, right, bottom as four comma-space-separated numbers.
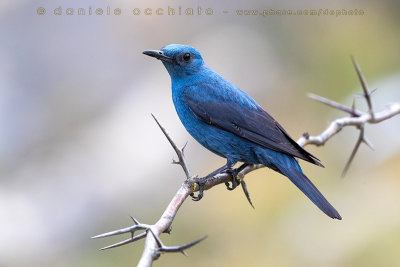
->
184, 96, 323, 167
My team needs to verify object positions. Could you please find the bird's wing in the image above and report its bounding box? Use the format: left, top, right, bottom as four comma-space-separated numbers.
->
184, 92, 323, 167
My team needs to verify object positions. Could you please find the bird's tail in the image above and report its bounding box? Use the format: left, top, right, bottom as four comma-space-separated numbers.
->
262, 156, 342, 220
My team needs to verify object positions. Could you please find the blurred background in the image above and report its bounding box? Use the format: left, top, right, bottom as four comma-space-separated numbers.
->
1, 0, 400, 266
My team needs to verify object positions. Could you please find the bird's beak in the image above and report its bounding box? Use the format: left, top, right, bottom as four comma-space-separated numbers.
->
143, 50, 173, 63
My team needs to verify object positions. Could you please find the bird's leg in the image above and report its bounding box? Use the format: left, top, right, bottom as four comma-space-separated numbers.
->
204, 164, 231, 178
224, 163, 250, 191
190, 164, 229, 201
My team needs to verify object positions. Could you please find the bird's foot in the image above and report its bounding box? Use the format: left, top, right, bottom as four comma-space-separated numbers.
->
190, 163, 249, 201
224, 168, 242, 191
190, 177, 208, 201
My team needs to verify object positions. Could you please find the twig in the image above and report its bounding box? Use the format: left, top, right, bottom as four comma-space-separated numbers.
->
241, 179, 255, 209
149, 229, 207, 256
341, 125, 364, 177
151, 113, 192, 179
297, 102, 400, 147
352, 56, 374, 120
307, 93, 363, 117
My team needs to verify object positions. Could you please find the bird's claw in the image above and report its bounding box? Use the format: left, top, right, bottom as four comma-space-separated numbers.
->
224, 181, 236, 190
224, 168, 241, 191
190, 177, 206, 201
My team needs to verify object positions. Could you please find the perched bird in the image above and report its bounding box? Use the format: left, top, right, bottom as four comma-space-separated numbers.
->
143, 44, 341, 220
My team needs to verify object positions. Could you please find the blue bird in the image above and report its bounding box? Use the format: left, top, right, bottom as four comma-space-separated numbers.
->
143, 44, 341, 220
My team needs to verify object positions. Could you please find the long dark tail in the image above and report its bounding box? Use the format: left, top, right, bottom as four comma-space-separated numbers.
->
282, 167, 341, 219
265, 155, 342, 220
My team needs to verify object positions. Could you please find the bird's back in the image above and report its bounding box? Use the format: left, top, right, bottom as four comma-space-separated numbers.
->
172, 65, 322, 167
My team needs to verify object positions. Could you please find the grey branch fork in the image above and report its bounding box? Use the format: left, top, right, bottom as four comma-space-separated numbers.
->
92, 58, 400, 267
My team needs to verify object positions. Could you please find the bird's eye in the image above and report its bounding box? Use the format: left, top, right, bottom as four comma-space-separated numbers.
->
183, 53, 191, 62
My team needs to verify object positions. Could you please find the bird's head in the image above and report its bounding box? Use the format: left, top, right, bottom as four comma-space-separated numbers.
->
143, 44, 205, 79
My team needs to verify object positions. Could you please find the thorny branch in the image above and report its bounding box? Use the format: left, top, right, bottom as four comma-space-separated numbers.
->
92, 59, 400, 267
297, 58, 400, 175
151, 113, 192, 179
